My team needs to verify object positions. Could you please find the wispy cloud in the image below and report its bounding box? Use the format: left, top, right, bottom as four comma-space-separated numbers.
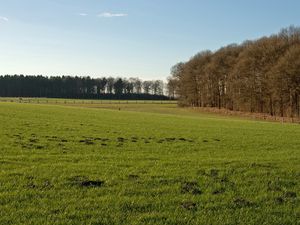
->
97, 12, 128, 18
0, 16, 8, 22
79, 13, 88, 16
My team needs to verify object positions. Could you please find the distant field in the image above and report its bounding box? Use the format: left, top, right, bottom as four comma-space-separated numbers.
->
0, 100, 299, 225
0, 97, 177, 105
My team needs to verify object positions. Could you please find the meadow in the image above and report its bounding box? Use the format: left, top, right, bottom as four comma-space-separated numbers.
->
0, 100, 299, 225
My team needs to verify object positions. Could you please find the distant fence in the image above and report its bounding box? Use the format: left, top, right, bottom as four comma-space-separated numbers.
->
0, 98, 177, 105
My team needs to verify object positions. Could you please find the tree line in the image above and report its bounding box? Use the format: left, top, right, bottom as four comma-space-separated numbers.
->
168, 26, 300, 118
0, 75, 170, 100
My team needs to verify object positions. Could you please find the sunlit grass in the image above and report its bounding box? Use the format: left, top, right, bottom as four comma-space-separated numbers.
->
0, 102, 299, 224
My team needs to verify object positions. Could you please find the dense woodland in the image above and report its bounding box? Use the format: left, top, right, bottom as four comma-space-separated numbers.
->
168, 26, 300, 118
0, 76, 169, 100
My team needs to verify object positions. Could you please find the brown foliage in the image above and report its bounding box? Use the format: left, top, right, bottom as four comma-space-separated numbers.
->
169, 26, 300, 118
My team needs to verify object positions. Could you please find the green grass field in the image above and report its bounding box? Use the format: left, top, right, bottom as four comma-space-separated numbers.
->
0, 101, 299, 225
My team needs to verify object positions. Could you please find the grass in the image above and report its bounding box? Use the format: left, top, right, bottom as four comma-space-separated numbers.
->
0, 101, 299, 224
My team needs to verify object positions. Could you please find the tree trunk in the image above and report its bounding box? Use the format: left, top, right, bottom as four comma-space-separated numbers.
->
280, 94, 284, 117
296, 93, 300, 117
269, 95, 274, 116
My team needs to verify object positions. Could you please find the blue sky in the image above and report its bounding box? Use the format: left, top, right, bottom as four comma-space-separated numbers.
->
0, 0, 300, 80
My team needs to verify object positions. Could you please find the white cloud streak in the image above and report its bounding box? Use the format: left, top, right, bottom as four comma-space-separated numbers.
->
0, 16, 8, 22
79, 13, 88, 16
97, 12, 128, 18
